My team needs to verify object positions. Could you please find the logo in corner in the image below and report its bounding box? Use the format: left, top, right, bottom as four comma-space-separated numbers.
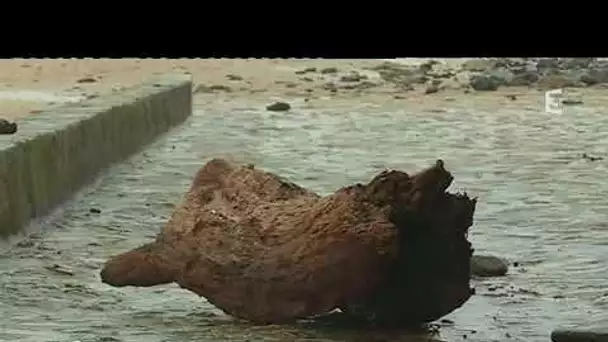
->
544, 88, 564, 115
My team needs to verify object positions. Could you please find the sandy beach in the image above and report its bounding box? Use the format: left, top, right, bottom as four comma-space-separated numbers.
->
3, 58, 608, 123
2, 58, 608, 342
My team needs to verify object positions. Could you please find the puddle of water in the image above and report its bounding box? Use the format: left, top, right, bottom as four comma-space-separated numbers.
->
1, 96, 607, 342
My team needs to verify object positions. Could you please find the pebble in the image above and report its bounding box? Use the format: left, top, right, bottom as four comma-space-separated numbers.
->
0, 118, 17, 134
471, 254, 509, 277
266, 102, 291, 112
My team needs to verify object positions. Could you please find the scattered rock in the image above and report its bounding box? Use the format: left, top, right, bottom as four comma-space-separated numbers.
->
266, 102, 291, 112
15, 239, 35, 248
562, 99, 583, 105
76, 76, 97, 84
582, 153, 603, 162
0, 119, 17, 135
470, 75, 501, 91
536, 58, 560, 71
194, 84, 232, 93
580, 68, 608, 86
419, 60, 439, 73
471, 255, 508, 277
226, 74, 244, 81
301, 77, 314, 82
320, 67, 338, 74
90, 208, 102, 214
506, 94, 518, 101
339, 73, 368, 83
425, 85, 440, 94
560, 58, 596, 70
538, 74, 577, 88
461, 59, 499, 72
323, 82, 338, 93
551, 329, 608, 342
295, 67, 317, 75
508, 71, 539, 86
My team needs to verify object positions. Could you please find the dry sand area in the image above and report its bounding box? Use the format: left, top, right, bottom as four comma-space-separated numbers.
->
0, 59, 386, 120
1, 58, 608, 121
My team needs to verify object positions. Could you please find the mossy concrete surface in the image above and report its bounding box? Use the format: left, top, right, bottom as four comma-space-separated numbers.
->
0, 74, 192, 237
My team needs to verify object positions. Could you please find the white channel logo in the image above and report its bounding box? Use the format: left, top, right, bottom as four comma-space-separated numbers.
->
545, 88, 564, 115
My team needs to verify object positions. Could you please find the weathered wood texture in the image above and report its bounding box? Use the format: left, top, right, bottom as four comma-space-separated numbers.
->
101, 158, 476, 326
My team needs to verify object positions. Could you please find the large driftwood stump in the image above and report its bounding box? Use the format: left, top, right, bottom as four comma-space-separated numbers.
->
100, 158, 476, 326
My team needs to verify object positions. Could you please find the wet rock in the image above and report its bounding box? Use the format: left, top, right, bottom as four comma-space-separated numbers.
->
582, 153, 603, 162
469, 75, 502, 91
471, 255, 508, 277
266, 102, 291, 112
323, 82, 338, 93
562, 99, 583, 105
551, 329, 608, 342
508, 71, 539, 86
538, 74, 578, 88
194, 84, 232, 93
0, 119, 17, 134
461, 59, 499, 72
372, 62, 426, 87
295, 67, 317, 75
100, 159, 476, 326
419, 60, 439, 73
320, 67, 339, 74
226, 74, 243, 81
537, 58, 560, 71
90, 208, 102, 214
560, 58, 596, 70
339, 73, 368, 83
580, 68, 608, 86
76, 76, 97, 83
425, 85, 440, 94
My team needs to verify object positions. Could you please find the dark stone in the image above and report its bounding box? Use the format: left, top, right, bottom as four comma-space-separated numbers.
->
0, 119, 17, 134
537, 58, 560, 70
551, 329, 608, 342
266, 102, 291, 112
470, 255, 508, 277
562, 99, 583, 105
339, 73, 368, 83
559, 58, 596, 70
194, 84, 232, 93
226, 74, 243, 81
470, 75, 501, 91
425, 85, 440, 94
89, 208, 102, 214
295, 67, 317, 75
76, 76, 97, 83
320, 67, 338, 74
508, 71, 540, 86
580, 68, 608, 86
582, 153, 603, 162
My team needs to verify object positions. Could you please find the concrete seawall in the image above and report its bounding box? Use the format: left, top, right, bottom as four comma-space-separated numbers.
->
0, 74, 192, 237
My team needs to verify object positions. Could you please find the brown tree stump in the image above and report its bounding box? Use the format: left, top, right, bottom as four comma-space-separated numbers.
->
100, 158, 476, 326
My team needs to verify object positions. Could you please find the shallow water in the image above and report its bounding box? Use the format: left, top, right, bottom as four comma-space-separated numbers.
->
1, 95, 607, 342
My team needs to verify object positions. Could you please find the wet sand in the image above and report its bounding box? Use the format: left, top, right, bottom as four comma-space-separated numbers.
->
1, 59, 608, 342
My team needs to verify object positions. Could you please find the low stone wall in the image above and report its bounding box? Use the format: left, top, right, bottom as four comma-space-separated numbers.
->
0, 74, 192, 237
